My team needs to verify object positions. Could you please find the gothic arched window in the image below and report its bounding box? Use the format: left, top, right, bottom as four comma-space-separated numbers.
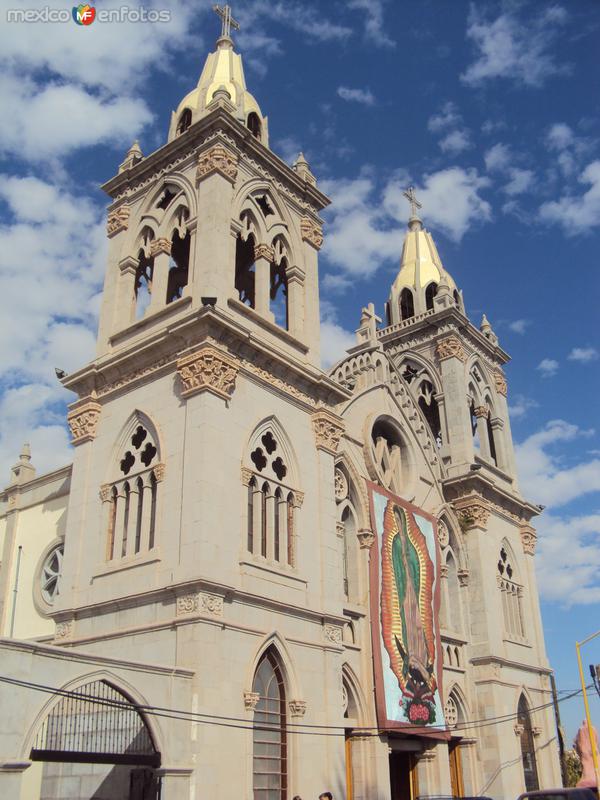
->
252, 649, 287, 799
369, 417, 411, 496
270, 237, 289, 330
399, 288, 415, 321
166, 209, 190, 304
102, 417, 163, 563
235, 212, 257, 308
518, 695, 539, 791
176, 108, 192, 135
497, 544, 525, 639
244, 426, 300, 568
247, 112, 262, 139
335, 465, 361, 602
425, 282, 438, 310
417, 379, 442, 445
134, 227, 155, 319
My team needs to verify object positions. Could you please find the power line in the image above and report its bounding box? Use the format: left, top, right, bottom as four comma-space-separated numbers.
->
0, 673, 586, 740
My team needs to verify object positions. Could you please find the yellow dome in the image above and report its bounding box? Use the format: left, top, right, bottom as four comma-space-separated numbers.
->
390, 221, 457, 296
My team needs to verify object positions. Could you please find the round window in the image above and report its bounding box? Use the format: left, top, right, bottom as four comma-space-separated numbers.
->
40, 543, 64, 605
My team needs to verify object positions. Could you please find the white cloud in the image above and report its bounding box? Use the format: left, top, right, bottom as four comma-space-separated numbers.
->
537, 358, 559, 377
319, 301, 355, 369
428, 101, 461, 133
509, 395, 539, 419
539, 160, 600, 234
347, 0, 395, 48
547, 122, 574, 151
503, 168, 534, 196
274, 136, 304, 166
337, 86, 375, 106
439, 129, 471, 154
484, 143, 512, 172
568, 347, 599, 363
508, 319, 530, 334
461, 5, 569, 88
239, 1, 352, 44
516, 420, 599, 507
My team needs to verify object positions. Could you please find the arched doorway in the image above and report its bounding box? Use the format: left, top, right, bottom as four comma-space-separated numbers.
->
517, 694, 539, 791
30, 679, 161, 799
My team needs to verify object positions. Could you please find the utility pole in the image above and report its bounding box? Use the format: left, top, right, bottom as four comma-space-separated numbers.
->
551, 672, 568, 787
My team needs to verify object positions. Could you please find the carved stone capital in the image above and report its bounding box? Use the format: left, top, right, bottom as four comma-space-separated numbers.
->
196, 143, 238, 183
241, 467, 254, 486
514, 723, 525, 737
99, 484, 112, 503
107, 204, 130, 237
150, 237, 172, 257
176, 591, 224, 616
436, 335, 467, 362
289, 700, 307, 717
54, 620, 73, 640
457, 568, 470, 587
291, 490, 304, 509
253, 243, 274, 262
177, 345, 239, 401
453, 497, 491, 529
152, 463, 166, 483
67, 400, 102, 445
323, 624, 343, 644
244, 691, 260, 711
357, 529, 375, 549
520, 523, 537, 555
119, 255, 138, 276
440, 564, 449, 578
473, 405, 489, 419
300, 216, 323, 250
494, 370, 508, 397
312, 410, 344, 455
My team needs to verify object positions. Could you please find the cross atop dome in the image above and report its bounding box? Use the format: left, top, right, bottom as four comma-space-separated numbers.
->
213, 4, 240, 39
403, 185, 424, 231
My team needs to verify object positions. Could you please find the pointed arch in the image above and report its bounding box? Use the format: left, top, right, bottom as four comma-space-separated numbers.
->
517, 692, 540, 791
141, 173, 197, 221
335, 454, 369, 529
244, 415, 301, 491
246, 631, 301, 702
341, 663, 367, 725
107, 410, 163, 483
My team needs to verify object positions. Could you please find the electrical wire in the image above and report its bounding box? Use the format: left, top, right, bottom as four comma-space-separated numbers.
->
0, 673, 587, 740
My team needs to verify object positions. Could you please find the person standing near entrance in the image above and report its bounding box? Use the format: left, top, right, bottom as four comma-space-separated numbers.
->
319, 793, 333, 799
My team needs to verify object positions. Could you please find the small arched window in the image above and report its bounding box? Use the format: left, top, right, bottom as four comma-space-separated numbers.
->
497, 545, 525, 638
247, 112, 262, 139
252, 649, 287, 798
425, 282, 438, 310
176, 108, 192, 135
166, 210, 190, 304
399, 288, 415, 320
453, 289, 460, 307
518, 695, 539, 791
235, 212, 257, 308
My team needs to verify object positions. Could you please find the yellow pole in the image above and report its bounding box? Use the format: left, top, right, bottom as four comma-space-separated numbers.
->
576, 639, 600, 789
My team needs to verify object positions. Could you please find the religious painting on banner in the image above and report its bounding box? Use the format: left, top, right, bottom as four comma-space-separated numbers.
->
367, 481, 446, 734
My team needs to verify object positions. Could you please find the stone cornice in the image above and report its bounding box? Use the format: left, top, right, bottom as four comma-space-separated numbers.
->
0, 464, 72, 508
312, 409, 345, 454
177, 344, 239, 401
443, 474, 541, 523
470, 654, 553, 676
67, 398, 102, 445
102, 108, 330, 213
62, 305, 350, 409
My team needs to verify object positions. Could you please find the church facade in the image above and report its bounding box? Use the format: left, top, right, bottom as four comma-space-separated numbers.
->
0, 12, 561, 800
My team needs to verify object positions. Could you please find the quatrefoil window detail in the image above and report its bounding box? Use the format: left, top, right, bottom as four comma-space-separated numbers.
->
140, 441, 157, 467
251, 447, 267, 471
120, 451, 135, 475
131, 425, 147, 449
498, 547, 514, 579
272, 457, 287, 481
261, 432, 277, 454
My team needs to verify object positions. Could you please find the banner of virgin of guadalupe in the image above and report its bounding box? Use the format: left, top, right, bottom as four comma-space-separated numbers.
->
368, 482, 446, 734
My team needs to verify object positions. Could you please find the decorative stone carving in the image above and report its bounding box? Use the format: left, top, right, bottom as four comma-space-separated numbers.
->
196, 143, 238, 183
177, 345, 239, 401
312, 410, 344, 455
149, 237, 172, 257
334, 467, 348, 500
418, 748, 437, 762
241, 467, 253, 486
323, 624, 343, 644
457, 569, 470, 587
99, 484, 112, 503
436, 335, 467, 362
473, 405, 489, 418
67, 400, 102, 445
291, 491, 304, 509
289, 700, 307, 717
152, 463, 166, 482
514, 723, 525, 737
176, 592, 223, 616
300, 216, 324, 250
253, 243, 274, 262
199, 592, 224, 615
440, 564, 449, 579
494, 370, 508, 396
357, 529, 375, 549
336, 521, 345, 538
444, 696, 458, 729
520, 524, 537, 555
454, 497, 491, 529
532, 726, 542, 737
437, 519, 449, 548
55, 620, 73, 640
107, 204, 130, 237
176, 594, 199, 615
244, 691, 260, 710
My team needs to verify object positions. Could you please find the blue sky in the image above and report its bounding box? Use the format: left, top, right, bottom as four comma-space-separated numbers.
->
0, 0, 599, 743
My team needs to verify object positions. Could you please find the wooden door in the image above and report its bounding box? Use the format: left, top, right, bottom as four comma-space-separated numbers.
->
449, 741, 464, 798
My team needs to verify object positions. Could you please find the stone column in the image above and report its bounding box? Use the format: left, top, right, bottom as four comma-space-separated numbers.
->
253, 243, 274, 321
435, 335, 472, 475
473, 405, 490, 460
490, 418, 507, 470
0, 762, 33, 798
148, 238, 172, 313
493, 369, 519, 481
300, 215, 323, 366
125, 482, 141, 557
97, 203, 130, 353
286, 265, 305, 339
115, 255, 138, 329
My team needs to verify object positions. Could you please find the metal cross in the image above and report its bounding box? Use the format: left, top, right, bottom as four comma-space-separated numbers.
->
213, 4, 240, 38
403, 186, 422, 217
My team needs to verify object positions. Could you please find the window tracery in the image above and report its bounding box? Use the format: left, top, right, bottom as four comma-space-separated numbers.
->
369, 417, 411, 495
334, 464, 361, 602
252, 649, 287, 799
497, 544, 525, 639
39, 543, 64, 606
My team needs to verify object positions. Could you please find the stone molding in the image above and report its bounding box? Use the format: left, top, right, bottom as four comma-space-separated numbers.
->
514, 723, 524, 737
323, 624, 343, 644
54, 620, 73, 640
241, 467, 253, 486
177, 345, 239, 401
152, 463, 166, 483
520, 524, 537, 555
436, 335, 467, 362
357, 528, 375, 549
196, 143, 238, 184
437, 519, 449, 548
473, 405, 489, 418
67, 400, 102, 445
494, 370, 508, 397
119, 255, 138, 275
334, 467, 349, 500
244, 691, 260, 710
176, 592, 224, 616
440, 564, 449, 579
107, 204, 130, 237
99, 484, 112, 503
300, 216, 323, 250
336, 522, 345, 538
453, 496, 491, 529
457, 569, 470, 587
253, 243, 274, 262
149, 237, 172, 257
312, 410, 345, 455
418, 748, 437, 762
289, 700, 307, 717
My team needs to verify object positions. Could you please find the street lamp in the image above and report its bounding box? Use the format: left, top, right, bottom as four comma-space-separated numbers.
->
576, 632, 600, 789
